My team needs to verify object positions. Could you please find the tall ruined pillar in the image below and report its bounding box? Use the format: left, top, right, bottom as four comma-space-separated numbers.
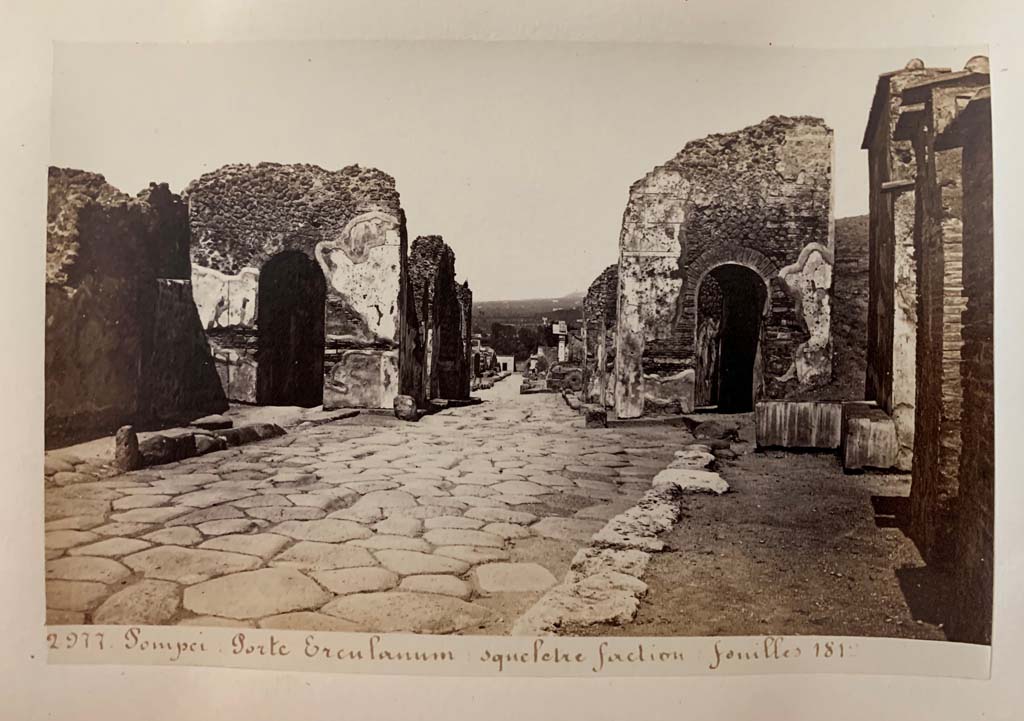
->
862, 59, 950, 470
895, 58, 990, 565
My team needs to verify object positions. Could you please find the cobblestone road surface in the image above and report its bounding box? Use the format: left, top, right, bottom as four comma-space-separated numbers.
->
44, 375, 678, 633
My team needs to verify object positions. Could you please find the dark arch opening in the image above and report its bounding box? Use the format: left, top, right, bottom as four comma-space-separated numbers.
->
256, 251, 326, 407
695, 264, 767, 413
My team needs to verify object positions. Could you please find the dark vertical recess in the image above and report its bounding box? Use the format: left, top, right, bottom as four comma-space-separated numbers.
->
256, 251, 326, 407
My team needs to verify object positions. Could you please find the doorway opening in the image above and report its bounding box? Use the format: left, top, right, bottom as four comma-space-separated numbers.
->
694, 264, 767, 412
256, 251, 326, 407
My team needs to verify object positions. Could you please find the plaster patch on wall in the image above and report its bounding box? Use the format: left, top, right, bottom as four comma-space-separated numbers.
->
780, 242, 834, 386
191, 264, 259, 329
315, 211, 402, 343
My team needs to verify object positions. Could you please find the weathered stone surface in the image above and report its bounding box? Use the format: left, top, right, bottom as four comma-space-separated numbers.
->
321, 592, 493, 633
372, 516, 423, 537
198, 533, 290, 559
531, 517, 605, 542
258, 612, 364, 631
423, 515, 485, 531
651, 468, 729, 495
473, 562, 558, 593
374, 550, 470, 576
311, 567, 399, 595
271, 519, 373, 543
178, 616, 254, 628
433, 546, 510, 564
45, 530, 100, 550
46, 556, 132, 584
46, 580, 110, 611
481, 522, 532, 540
92, 580, 181, 625
112, 506, 190, 524
754, 401, 842, 449
142, 526, 204, 546
270, 541, 376, 571
393, 395, 419, 421
464, 507, 537, 525
245, 506, 325, 522
184, 568, 331, 619
123, 546, 261, 584
67, 537, 151, 558
191, 414, 233, 431
399, 574, 473, 600
114, 426, 143, 471
841, 402, 898, 471
46, 609, 85, 625
511, 572, 648, 635
566, 547, 651, 583
422, 529, 505, 548
175, 488, 256, 508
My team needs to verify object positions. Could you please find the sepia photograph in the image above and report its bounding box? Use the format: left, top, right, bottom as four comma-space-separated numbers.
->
40, 38, 994, 657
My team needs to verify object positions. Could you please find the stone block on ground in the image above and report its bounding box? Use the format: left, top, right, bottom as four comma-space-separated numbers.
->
190, 414, 233, 430
92, 579, 181, 625
510, 571, 648, 635
583, 404, 608, 428
139, 433, 198, 467
651, 468, 730, 495
114, 425, 142, 471
393, 395, 418, 422
184, 568, 331, 619
473, 562, 558, 593
320, 592, 494, 634
841, 402, 899, 471
754, 401, 842, 449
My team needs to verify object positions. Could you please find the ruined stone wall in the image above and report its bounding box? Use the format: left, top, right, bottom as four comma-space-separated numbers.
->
185, 163, 406, 409
407, 235, 470, 404
863, 61, 949, 468
614, 116, 833, 418
455, 282, 474, 399
583, 264, 618, 406
943, 91, 993, 644
45, 168, 225, 446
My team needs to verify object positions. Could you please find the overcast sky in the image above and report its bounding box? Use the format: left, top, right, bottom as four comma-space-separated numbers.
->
50, 42, 983, 300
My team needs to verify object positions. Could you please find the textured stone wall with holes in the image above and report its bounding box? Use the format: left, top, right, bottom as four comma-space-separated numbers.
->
184, 163, 407, 408
613, 116, 834, 418
583, 264, 618, 406
45, 168, 226, 446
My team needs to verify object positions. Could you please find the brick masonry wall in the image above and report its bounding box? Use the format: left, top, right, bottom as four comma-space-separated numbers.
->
614, 116, 833, 418
949, 102, 993, 644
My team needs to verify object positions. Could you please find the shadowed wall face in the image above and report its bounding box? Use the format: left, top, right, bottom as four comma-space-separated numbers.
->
256, 252, 327, 407
704, 264, 767, 413
45, 168, 227, 447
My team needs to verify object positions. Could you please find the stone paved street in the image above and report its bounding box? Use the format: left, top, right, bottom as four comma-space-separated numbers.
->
44, 375, 680, 634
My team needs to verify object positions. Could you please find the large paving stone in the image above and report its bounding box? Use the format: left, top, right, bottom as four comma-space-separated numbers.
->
270, 541, 376, 571
490, 480, 548, 496
482, 522, 532, 540
46, 557, 132, 584
46, 580, 109, 611
399, 574, 473, 600
423, 515, 484, 531
350, 535, 432, 552
45, 515, 106, 532
532, 517, 605, 542
464, 507, 537, 525
311, 567, 399, 595
111, 507, 190, 524
112, 495, 172, 510
374, 550, 470, 576
271, 519, 373, 543
184, 568, 331, 619
372, 516, 423, 537
349, 490, 418, 510
234, 494, 293, 508
142, 526, 204, 546
178, 616, 254, 628
91, 522, 154, 537
46, 609, 85, 625
433, 546, 510, 564
174, 488, 257, 508
245, 506, 325, 522
199, 533, 291, 560
123, 546, 261, 584
45, 530, 100, 550
455, 472, 503, 486
66, 537, 151, 558
321, 592, 493, 633
473, 562, 558, 592
422, 528, 505, 548
92, 580, 181, 625
197, 518, 261, 536
258, 612, 365, 632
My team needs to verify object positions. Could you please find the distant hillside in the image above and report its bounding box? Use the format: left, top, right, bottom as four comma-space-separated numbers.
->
473, 291, 584, 334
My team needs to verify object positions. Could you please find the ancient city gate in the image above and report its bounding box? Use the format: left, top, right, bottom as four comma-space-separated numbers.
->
186, 163, 410, 409
614, 116, 835, 418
